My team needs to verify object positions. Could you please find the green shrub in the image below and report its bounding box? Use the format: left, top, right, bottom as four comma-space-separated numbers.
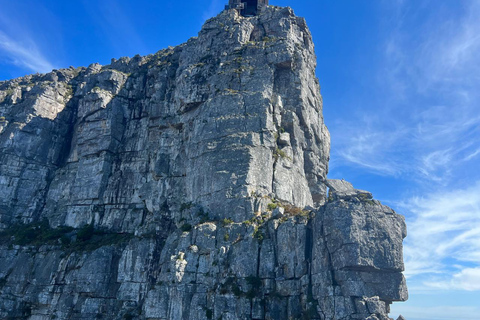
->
60, 235, 71, 245
220, 277, 242, 296
243, 219, 253, 226
267, 203, 278, 211
0, 277, 7, 288
77, 224, 94, 242
327, 192, 335, 202
273, 148, 291, 160
253, 226, 264, 241
20, 302, 32, 317
205, 309, 213, 319
180, 224, 192, 232
198, 208, 211, 223
246, 275, 262, 287
262, 36, 277, 42
0, 221, 132, 252
123, 313, 134, 320
180, 202, 193, 211
221, 218, 234, 226
358, 193, 375, 205
246, 275, 262, 298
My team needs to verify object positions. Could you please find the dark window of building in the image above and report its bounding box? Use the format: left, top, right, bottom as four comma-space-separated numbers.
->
242, 0, 258, 16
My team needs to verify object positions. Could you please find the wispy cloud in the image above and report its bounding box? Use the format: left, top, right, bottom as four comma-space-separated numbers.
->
0, 31, 54, 73
424, 267, 480, 291
202, 0, 225, 22
82, 0, 147, 56
333, 118, 408, 176
329, 4, 480, 314
464, 148, 480, 162
391, 305, 480, 320
332, 1, 480, 186
429, 3, 480, 81
399, 182, 480, 290
0, 6, 56, 74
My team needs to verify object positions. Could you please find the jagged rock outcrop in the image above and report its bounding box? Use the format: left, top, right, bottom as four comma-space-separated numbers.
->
0, 6, 407, 320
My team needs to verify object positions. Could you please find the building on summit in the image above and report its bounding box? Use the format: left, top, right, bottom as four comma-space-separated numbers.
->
225, 0, 269, 16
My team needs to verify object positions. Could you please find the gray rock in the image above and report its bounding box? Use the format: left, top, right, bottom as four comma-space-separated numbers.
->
327, 178, 354, 192
272, 206, 285, 217
0, 5, 407, 320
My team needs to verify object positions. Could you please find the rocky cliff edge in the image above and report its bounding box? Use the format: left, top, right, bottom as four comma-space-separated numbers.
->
0, 6, 407, 320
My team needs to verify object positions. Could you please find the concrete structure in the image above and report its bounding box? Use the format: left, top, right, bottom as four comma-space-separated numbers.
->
225, 0, 269, 16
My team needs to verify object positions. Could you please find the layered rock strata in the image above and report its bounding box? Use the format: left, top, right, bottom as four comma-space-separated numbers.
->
0, 6, 407, 320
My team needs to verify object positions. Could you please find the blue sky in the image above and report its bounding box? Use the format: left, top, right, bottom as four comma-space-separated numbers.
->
1, 1, 479, 319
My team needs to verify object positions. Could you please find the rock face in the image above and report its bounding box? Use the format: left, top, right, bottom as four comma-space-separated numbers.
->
0, 6, 407, 320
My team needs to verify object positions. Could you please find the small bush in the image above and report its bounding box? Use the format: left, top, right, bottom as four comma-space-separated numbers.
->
221, 218, 234, 226
198, 208, 211, 223
283, 204, 308, 217
232, 283, 242, 296
246, 275, 262, 287
123, 313, 134, 320
180, 224, 192, 232
267, 203, 278, 211
327, 192, 335, 202
20, 302, 32, 317
253, 226, 264, 241
246, 275, 262, 298
60, 235, 71, 245
358, 193, 375, 205
0, 221, 132, 252
0, 277, 7, 288
273, 148, 291, 160
263, 36, 277, 42
205, 309, 213, 319
77, 224, 94, 242
180, 202, 193, 211
243, 219, 253, 226
219, 277, 243, 296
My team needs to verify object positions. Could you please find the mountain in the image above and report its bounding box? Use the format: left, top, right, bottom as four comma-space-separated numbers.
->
0, 6, 407, 320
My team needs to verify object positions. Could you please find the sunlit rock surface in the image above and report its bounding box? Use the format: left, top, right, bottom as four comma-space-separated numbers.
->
0, 6, 407, 320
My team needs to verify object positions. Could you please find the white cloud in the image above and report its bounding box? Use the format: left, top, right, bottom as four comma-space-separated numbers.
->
464, 148, 480, 162
391, 305, 480, 320
435, 3, 480, 76
202, 0, 225, 22
0, 6, 56, 76
332, 1, 480, 186
400, 183, 480, 290
82, 0, 147, 55
424, 267, 480, 291
334, 125, 406, 176
0, 31, 54, 73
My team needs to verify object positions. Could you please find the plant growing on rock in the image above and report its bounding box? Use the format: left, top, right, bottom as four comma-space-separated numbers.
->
180, 223, 192, 232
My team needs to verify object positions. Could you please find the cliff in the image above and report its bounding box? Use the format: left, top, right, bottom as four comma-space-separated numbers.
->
0, 6, 407, 320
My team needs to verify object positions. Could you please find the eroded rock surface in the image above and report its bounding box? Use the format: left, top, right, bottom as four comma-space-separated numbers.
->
0, 6, 407, 320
